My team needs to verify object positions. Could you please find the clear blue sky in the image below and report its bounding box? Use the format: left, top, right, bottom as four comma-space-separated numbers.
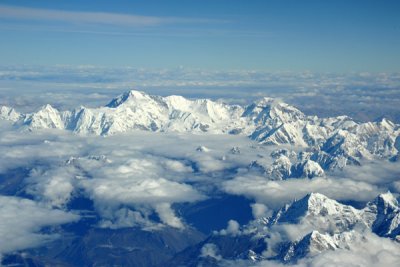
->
0, 0, 399, 72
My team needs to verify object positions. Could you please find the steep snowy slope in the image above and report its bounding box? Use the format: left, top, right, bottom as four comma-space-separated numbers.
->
23, 104, 65, 130
0, 106, 21, 121
268, 193, 365, 232
275, 230, 357, 263
363, 192, 400, 238
0, 90, 399, 168
167, 192, 400, 265
248, 155, 325, 180
164, 191, 400, 266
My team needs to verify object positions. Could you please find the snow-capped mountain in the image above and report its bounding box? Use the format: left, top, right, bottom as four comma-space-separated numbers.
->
364, 192, 400, 238
0, 90, 399, 169
248, 156, 325, 180
268, 192, 366, 232
0, 106, 21, 121
267, 192, 400, 263
265, 192, 400, 237
1, 90, 398, 266
165, 191, 400, 265
275, 230, 357, 263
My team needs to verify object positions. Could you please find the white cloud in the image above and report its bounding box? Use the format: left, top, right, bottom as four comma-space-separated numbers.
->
255, 231, 400, 267
80, 158, 204, 204
1, 65, 399, 123
219, 231, 400, 267
79, 158, 205, 228
0, 129, 258, 230
251, 203, 271, 219
0, 128, 81, 173
0, 119, 399, 244
161, 159, 193, 173
219, 220, 241, 236
339, 160, 400, 187
98, 207, 159, 229
223, 174, 381, 209
1, 126, 398, 233
0, 5, 218, 27
200, 243, 222, 261
0, 196, 78, 255
27, 166, 76, 208
0, 65, 400, 265
155, 203, 184, 229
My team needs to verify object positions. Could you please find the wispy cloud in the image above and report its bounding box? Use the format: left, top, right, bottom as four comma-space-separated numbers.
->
0, 5, 220, 27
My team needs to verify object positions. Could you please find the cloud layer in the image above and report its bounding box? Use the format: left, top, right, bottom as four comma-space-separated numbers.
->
0, 96, 399, 262
1, 65, 399, 122
0, 196, 78, 255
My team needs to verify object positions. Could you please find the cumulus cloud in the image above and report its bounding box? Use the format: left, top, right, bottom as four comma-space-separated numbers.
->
98, 207, 157, 229
0, 128, 82, 173
27, 166, 76, 207
339, 159, 400, 187
1, 64, 400, 266
223, 174, 381, 209
0, 196, 78, 255
218, 220, 241, 236
2, 130, 252, 229
251, 203, 271, 219
75, 156, 205, 228
0, 112, 399, 266
1, 128, 234, 229
0, 125, 398, 234
301, 235, 400, 267
155, 203, 185, 229
200, 243, 222, 261
161, 159, 193, 173
82, 158, 201, 203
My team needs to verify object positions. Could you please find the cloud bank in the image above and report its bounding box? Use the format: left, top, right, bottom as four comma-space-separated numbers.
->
0, 196, 78, 255
0, 65, 399, 122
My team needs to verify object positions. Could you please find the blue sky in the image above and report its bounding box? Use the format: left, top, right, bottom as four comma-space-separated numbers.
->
0, 0, 399, 71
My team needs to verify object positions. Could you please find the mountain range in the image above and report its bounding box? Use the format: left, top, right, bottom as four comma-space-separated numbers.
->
1, 90, 399, 171
1, 90, 400, 266
165, 192, 400, 265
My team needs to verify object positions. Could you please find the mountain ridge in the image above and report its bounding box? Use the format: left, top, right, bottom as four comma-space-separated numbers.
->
1, 90, 399, 170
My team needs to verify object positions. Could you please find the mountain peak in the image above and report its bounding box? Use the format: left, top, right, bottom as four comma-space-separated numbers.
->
270, 192, 363, 227
0, 106, 21, 121
40, 104, 57, 112
270, 193, 331, 224
374, 191, 399, 212
106, 90, 150, 108
243, 97, 304, 127
307, 192, 328, 201
24, 104, 64, 129
363, 191, 400, 238
0, 90, 398, 163
254, 97, 277, 107
378, 118, 395, 130
127, 89, 148, 98
298, 192, 332, 212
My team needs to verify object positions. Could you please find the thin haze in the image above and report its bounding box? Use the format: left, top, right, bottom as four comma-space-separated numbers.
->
0, 0, 399, 71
